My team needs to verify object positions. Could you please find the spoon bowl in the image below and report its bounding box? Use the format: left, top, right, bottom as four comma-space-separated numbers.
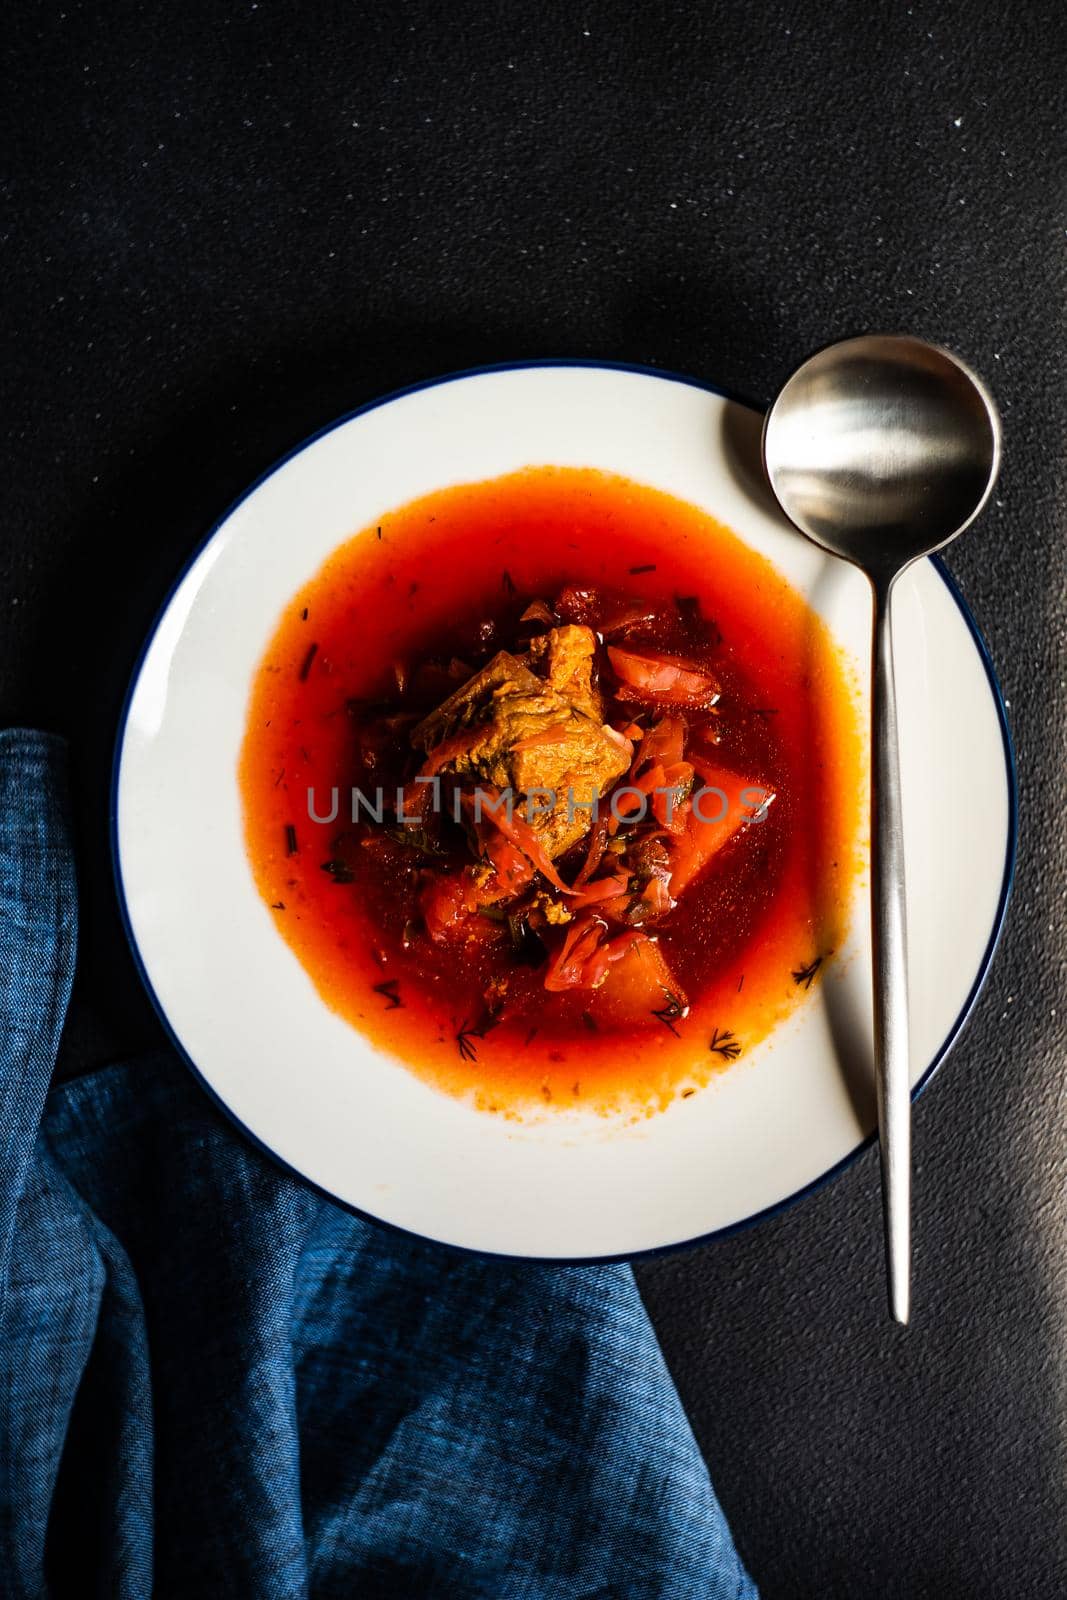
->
763, 334, 1001, 574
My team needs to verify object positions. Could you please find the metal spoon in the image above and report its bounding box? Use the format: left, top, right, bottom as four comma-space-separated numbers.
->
762, 335, 1001, 1323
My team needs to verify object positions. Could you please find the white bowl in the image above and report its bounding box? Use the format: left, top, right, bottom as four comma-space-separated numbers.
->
113, 362, 1015, 1260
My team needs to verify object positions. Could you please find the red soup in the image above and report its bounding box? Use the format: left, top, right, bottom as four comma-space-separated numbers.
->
240, 467, 864, 1118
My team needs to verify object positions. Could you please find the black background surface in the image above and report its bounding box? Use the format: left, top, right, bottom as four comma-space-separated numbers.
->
2, 4, 1065, 1596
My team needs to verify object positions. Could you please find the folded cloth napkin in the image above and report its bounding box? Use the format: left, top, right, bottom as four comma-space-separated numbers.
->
0, 730, 758, 1600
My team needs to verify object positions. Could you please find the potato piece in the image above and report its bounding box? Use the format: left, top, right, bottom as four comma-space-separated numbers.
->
670, 760, 774, 894
589, 937, 687, 1028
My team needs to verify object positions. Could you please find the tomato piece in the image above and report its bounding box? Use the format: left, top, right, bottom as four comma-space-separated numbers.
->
614, 684, 721, 713
419, 871, 492, 942
481, 833, 536, 896
607, 646, 720, 707
543, 917, 612, 990
419, 848, 532, 943
542, 919, 647, 991
633, 714, 687, 774
590, 872, 674, 927
570, 872, 632, 911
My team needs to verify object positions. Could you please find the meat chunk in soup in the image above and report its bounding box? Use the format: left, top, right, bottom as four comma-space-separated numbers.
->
411, 627, 632, 858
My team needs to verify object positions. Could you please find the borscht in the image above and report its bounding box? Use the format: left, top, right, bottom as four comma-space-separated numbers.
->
240, 467, 863, 1117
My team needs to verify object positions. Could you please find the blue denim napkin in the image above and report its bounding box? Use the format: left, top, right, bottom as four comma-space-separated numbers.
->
0, 729, 757, 1599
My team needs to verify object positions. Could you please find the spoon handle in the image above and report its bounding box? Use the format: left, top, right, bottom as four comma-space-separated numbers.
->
871, 576, 911, 1325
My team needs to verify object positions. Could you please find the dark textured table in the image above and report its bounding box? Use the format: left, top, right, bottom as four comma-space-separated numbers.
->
3, 4, 1065, 1596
